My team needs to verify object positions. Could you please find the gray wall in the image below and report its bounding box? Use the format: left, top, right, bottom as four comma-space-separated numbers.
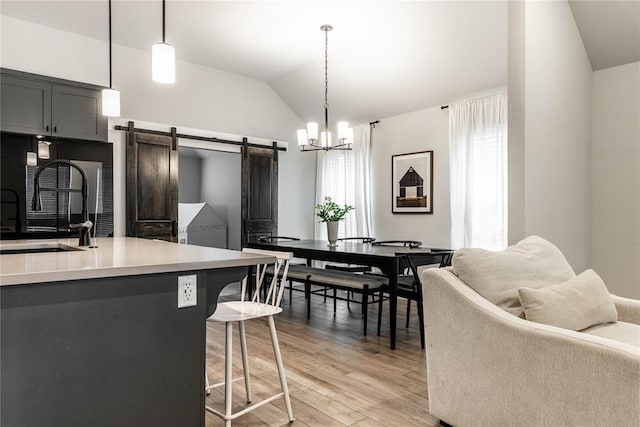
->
591, 62, 640, 298
178, 152, 202, 203
200, 151, 242, 251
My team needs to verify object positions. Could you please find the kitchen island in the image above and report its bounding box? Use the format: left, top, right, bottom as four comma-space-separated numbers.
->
0, 237, 273, 427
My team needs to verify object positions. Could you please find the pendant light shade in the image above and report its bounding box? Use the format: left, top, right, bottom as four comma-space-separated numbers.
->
152, 0, 175, 84
102, 0, 121, 117
152, 42, 176, 83
38, 140, 51, 159
102, 88, 121, 117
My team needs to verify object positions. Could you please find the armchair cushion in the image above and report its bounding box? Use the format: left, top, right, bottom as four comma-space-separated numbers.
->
582, 321, 640, 347
452, 235, 575, 317
518, 269, 618, 331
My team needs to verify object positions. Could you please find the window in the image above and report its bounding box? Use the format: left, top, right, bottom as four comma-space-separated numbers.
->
449, 93, 508, 250
315, 124, 373, 239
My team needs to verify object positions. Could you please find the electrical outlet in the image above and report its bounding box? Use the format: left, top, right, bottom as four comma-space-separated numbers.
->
178, 274, 197, 308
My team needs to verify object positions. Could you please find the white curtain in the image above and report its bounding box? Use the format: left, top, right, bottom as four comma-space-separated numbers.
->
315, 123, 373, 240
449, 93, 508, 250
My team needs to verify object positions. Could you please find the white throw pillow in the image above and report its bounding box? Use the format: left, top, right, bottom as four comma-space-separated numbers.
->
518, 269, 618, 331
452, 235, 575, 317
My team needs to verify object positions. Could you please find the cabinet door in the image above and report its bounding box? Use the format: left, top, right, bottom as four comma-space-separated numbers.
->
0, 76, 51, 135
52, 84, 107, 141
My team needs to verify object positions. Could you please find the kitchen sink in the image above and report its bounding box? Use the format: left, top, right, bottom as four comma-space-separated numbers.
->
0, 243, 84, 255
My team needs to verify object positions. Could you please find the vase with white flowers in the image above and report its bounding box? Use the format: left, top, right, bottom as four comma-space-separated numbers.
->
315, 196, 354, 247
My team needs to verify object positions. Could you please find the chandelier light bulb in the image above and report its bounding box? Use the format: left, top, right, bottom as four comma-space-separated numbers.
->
306, 122, 319, 141
337, 121, 350, 140
297, 129, 309, 146
346, 127, 354, 144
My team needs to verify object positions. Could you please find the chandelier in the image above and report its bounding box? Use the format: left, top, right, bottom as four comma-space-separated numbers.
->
297, 25, 353, 152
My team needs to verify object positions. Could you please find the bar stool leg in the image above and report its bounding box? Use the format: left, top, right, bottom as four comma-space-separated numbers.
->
406, 300, 411, 328
239, 320, 252, 403
224, 321, 233, 427
268, 316, 294, 422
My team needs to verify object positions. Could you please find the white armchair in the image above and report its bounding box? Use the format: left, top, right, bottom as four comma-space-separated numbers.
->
422, 267, 640, 427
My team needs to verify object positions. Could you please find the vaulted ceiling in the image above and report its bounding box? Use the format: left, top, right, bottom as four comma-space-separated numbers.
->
1, 1, 637, 125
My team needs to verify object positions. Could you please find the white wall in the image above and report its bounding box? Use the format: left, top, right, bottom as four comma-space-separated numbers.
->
370, 106, 451, 248
1, 15, 317, 241
509, 1, 593, 272
591, 62, 640, 298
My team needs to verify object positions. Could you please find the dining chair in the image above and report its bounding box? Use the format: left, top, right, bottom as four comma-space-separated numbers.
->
378, 252, 451, 350
256, 235, 300, 243
255, 236, 314, 302
372, 239, 423, 249
371, 241, 451, 349
323, 237, 376, 307
325, 237, 376, 273
205, 248, 295, 426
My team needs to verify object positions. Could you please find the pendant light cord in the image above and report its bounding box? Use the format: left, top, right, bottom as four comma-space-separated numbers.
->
323, 26, 329, 137
162, 0, 166, 43
108, 0, 112, 89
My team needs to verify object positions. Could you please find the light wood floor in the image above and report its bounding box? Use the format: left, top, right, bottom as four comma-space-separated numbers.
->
205, 285, 440, 426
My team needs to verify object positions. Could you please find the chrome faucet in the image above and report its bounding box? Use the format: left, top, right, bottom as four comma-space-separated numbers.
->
31, 159, 93, 247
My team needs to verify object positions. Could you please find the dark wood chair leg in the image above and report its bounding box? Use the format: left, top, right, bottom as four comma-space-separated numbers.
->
406, 299, 411, 328
333, 288, 337, 313
324, 286, 327, 302
305, 279, 311, 321
362, 285, 369, 336
377, 290, 383, 336
417, 296, 425, 350
289, 279, 293, 304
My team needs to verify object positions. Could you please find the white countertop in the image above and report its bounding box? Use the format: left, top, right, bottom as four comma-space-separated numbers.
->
0, 237, 273, 286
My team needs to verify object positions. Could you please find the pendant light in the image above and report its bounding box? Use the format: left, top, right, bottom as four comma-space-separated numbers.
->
297, 25, 353, 152
152, 0, 175, 84
102, 0, 121, 117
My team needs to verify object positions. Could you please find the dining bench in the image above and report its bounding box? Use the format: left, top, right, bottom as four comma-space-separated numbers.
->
268, 264, 387, 335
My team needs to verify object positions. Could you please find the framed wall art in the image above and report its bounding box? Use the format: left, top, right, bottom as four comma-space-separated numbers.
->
392, 150, 433, 214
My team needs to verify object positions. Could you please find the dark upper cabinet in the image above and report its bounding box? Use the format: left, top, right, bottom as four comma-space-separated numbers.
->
1, 76, 52, 135
1, 69, 107, 141
52, 84, 107, 141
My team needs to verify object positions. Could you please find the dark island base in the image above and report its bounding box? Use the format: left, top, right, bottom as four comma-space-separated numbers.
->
1, 267, 247, 427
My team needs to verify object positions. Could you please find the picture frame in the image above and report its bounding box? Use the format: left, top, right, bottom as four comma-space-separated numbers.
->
392, 150, 433, 214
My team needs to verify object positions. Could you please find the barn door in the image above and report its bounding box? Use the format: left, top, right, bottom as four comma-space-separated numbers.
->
126, 122, 178, 242
241, 141, 278, 247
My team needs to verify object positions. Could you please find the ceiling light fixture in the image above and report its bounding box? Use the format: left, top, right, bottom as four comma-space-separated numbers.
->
102, 0, 121, 117
298, 25, 352, 152
152, 0, 175, 84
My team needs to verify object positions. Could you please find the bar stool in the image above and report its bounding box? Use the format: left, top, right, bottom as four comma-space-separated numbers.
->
205, 248, 295, 426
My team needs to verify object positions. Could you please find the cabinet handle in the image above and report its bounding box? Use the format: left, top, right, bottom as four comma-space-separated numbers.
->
45, 125, 49, 132
53, 126, 57, 133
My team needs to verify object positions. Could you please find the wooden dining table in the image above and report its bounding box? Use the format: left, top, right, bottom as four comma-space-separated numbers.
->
248, 239, 452, 350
